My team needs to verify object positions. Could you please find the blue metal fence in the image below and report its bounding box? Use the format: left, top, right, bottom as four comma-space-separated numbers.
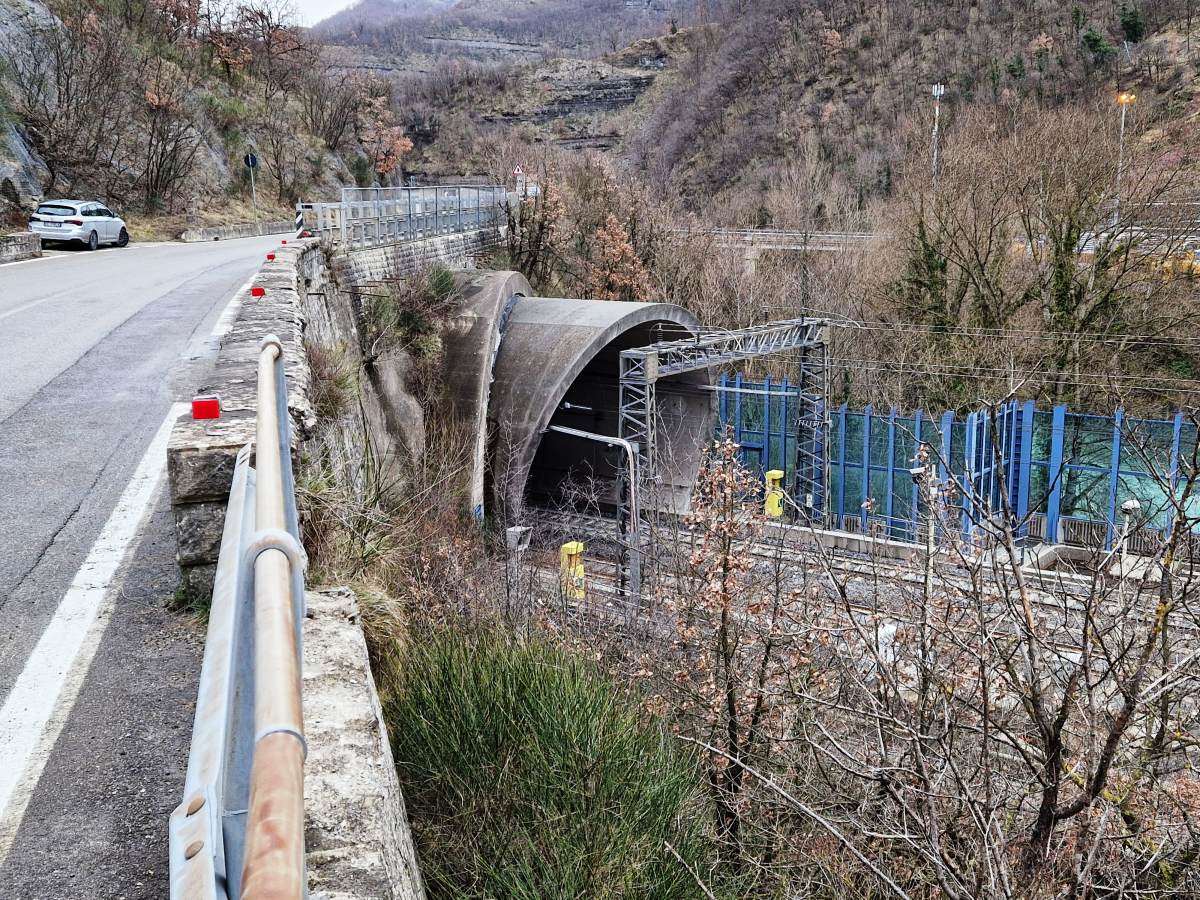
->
716, 377, 1198, 550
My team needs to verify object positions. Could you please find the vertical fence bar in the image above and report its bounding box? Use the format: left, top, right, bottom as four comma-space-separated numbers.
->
962, 412, 977, 541
912, 409, 923, 541
861, 405, 873, 531
1046, 404, 1067, 545
1017, 400, 1035, 531
885, 408, 897, 534
837, 403, 848, 529
780, 376, 790, 487
734, 373, 743, 450
719, 371, 728, 429
1169, 412, 1184, 536
763, 375, 772, 471
1106, 410, 1124, 550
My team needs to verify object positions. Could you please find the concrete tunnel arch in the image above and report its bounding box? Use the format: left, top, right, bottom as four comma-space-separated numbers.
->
487, 295, 713, 521
441, 272, 716, 523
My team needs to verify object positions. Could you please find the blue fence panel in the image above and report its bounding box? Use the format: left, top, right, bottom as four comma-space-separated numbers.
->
717, 374, 1199, 549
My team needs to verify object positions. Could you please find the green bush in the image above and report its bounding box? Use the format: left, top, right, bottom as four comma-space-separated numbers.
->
1082, 25, 1116, 59
386, 630, 717, 900
1121, 3, 1146, 43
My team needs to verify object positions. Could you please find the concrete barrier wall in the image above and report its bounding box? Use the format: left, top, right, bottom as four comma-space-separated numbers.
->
304, 589, 425, 900
167, 239, 321, 602
0, 231, 41, 262
181, 221, 293, 242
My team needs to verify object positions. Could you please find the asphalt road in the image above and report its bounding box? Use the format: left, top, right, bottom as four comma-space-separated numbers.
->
0, 235, 282, 898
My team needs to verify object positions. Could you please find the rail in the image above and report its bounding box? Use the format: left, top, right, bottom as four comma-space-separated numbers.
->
296, 185, 507, 249
169, 334, 307, 900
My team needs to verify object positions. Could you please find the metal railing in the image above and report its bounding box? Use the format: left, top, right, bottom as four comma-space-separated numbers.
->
170, 334, 307, 900
297, 185, 507, 249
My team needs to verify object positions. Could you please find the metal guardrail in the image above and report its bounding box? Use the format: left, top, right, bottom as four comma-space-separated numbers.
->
170, 334, 307, 900
297, 185, 507, 250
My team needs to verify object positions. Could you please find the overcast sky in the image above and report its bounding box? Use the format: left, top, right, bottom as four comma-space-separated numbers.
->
293, 0, 357, 27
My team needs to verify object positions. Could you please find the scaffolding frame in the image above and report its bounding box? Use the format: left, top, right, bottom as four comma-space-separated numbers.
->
617, 318, 829, 593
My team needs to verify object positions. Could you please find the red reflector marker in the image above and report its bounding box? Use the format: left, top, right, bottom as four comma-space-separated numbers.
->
251, 287, 265, 297
192, 395, 221, 420
267, 253, 275, 260
281, 240, 287, 244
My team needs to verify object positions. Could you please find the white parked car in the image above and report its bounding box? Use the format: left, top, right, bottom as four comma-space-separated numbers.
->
29, 199, 129, 250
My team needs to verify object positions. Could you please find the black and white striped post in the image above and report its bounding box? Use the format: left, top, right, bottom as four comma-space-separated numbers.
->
295, 199, 305, 238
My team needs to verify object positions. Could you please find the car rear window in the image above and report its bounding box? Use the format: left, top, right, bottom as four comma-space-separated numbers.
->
35, 204, 76, 216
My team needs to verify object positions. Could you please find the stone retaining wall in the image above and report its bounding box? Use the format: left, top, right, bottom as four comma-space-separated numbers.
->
181, 220, 292, 242
335, 227, 499, 284
0, 230, 41, 262
168, 227, 500, 605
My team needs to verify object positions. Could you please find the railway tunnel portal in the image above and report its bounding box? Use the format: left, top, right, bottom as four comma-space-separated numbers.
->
441, 272, 714, 524
441, 271, 827, 537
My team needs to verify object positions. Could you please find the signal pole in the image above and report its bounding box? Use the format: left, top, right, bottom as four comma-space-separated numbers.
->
1115, 92, 1137, 228
931, 83, 946, 183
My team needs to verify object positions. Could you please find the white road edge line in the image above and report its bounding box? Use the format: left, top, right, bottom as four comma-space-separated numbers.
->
0, 402, 188, 867
213, 279, 255, 339
0, 294, 68, 322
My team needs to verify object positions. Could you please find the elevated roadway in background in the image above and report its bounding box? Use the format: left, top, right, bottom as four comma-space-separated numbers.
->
693, 228, 875, 252
0, 234, 282, 898
675, 229, 875, 274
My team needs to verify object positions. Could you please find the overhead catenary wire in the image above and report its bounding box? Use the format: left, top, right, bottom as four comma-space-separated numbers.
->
830, 320, 1200, 350
819, 357, 1200, 389
747, 352, 1200, 394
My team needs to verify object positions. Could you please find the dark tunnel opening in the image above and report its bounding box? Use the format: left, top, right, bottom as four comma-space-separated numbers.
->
525, 321, 714, 516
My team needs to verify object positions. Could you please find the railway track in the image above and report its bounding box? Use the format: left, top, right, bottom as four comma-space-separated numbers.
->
515, 506, 1198, 648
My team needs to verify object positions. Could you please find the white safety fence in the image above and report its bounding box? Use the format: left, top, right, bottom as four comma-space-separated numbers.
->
297, 185, 507, 249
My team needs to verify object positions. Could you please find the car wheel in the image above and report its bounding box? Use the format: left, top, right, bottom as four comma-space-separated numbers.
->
116, 227, 129, 248
86, 230, 98, 251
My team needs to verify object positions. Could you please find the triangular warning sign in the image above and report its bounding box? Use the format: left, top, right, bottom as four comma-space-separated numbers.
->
513, 165, 524, 176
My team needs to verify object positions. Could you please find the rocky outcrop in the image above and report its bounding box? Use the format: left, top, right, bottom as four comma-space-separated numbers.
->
479, 59, 655, 128
168, 228, 502, 607
0, 0, 56, 210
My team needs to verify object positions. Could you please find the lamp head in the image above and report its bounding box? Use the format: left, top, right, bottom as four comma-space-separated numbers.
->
1118, 92, 1137, 104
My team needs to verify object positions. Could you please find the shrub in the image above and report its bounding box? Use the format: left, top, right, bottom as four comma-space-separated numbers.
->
1121, 3, 1146, 43
306, 340, 357, 421
386, 630, 717, 900
1082, 25, 1116, 59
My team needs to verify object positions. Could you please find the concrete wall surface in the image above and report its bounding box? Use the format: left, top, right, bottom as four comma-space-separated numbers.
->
0, 230, 41, 262
440, 270, 533, 520
167, 239, 321, 603
304, 588, 426, 900
334, 227, 501, 284
181, 221, 292, 242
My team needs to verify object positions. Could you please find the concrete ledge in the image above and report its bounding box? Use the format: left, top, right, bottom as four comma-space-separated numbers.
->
168, 239, 322, 604
303, 588, 425, 900
0, 231, 41, 262
181, 221, 292, 242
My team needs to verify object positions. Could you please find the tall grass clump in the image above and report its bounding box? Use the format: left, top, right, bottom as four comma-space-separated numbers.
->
386, 629, 718, 900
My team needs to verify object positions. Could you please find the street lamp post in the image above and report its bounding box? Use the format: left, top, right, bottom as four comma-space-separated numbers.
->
931, 83, 946, 182
1115, 92, 1137, 228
